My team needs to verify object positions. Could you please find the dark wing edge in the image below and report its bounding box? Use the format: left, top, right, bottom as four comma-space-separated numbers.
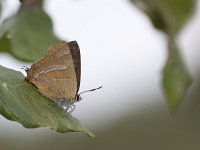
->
67, 41, 81, 93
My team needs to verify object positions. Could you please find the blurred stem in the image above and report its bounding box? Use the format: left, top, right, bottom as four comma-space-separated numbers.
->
20, 0, 44, 11
133, 0, 175, 38
168, 36, 176, 53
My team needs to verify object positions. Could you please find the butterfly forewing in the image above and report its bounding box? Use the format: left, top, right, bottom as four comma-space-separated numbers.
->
26, 41, 80, 101
67, 41, 81, 92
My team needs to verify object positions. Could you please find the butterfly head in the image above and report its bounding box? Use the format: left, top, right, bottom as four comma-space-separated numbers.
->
76, 94, 82, 102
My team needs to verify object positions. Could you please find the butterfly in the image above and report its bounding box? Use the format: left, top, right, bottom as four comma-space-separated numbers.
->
24, 41, 101, 112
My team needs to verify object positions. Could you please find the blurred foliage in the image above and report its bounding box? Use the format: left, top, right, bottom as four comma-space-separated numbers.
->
130, 0, 195, 112
0, 34, 11, 52
0, 65, 94, 137
162, 41, 192, 112
0, 0, 59, 61
130, 0, 195, 37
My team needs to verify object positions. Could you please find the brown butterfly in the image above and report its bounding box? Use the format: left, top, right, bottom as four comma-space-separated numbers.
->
24, 41, 101, 111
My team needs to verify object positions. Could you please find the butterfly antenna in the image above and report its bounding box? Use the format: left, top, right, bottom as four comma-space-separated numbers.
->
79, 86, 102, 95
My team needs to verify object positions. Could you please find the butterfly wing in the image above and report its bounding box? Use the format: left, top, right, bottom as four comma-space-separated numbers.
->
67, 41, 81, 93
26, 41, 80, 101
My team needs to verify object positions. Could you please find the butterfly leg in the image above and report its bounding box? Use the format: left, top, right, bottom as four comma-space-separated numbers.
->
68, 105, 76, 113
21, 66, 29, 71
61, 105, 75, 118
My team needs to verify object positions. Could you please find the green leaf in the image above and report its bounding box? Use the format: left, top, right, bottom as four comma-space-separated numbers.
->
0, 65, 95, 138
130, 0, 195, 36
162, 42, 192, 112
0, 5, 59, 62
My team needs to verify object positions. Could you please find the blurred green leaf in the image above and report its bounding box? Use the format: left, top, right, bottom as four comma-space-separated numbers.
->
130, 0, 195, 36
0, 65, 95, 138
162, 42, 192, 112
130, 0, 194, 111
0, 3, 59, 62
